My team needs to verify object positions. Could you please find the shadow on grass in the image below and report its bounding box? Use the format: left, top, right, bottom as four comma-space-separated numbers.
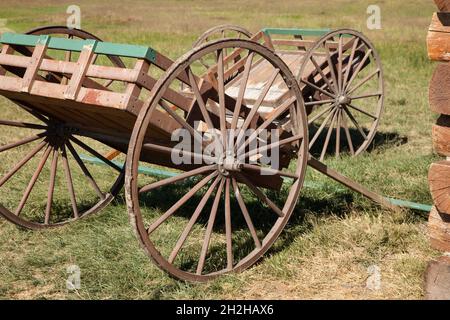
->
114, 178, 356, 278
309, 126, 408, 158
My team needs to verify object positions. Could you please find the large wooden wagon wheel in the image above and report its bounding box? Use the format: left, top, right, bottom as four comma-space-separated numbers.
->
299, 29, 384, 160
0, 27, 125, 229
125, 39, 309, 281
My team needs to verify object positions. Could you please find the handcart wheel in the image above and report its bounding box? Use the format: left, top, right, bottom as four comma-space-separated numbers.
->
125, 39, 308, 281
299, 29, 384, 160
26, 25, 126, 88
181, 25, 253, 92
0, 27, 126, 229
0, 109, 125, 229
193, 25, 253, 48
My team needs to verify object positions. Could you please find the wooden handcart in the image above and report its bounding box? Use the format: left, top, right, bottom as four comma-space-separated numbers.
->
0, 26, 390, 281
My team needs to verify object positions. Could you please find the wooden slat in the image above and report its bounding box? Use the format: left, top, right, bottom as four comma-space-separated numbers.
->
0, 44, 12, 75
124, 59, 149, 111
65, 43, 96, 99
21, 38, 49, 92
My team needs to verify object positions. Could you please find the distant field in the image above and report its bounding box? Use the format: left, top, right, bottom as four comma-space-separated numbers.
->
0, 0, 441, 299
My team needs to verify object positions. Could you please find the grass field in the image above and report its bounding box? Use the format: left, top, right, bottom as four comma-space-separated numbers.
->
0, 0, 443, 299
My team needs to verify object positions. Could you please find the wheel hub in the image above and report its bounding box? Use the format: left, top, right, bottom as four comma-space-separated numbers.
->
337, 95, 351, 106
217, 153, 242, 176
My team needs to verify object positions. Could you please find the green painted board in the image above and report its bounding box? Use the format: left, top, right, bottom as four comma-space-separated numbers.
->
0, 32, 156, 62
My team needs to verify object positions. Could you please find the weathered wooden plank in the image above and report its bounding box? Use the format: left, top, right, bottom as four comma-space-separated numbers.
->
428, 206, 450, 251
432, 115, 450, 156
65, 43, 96, 100
429, 161, 450, 214
21, 36, 49, 92
429, 63, 450, 114
425, 255, 450, 300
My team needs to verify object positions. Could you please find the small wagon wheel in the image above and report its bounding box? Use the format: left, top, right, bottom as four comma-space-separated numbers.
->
0, 27, 125, 229
193, 25, 253, 48
125, 39, 308, 281
180, 25, 253, 92
26, 25, 126, 88
298, 29, 384, 160
0, 110, 125, 229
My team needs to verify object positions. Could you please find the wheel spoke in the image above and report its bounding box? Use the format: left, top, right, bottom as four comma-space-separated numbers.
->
231, 178, 261, 249
66, 141, 105, 200
308, 104, 334, 125
347, 69, 380, 95
342, 37, 364, 88
231, 52, 254, 130
238, 96, 296, 154
241, 163, 299, 179
187, 68, 220, 146
158, 99, 204, 148
337, 35, 343, 92
61, 144, 79, 218
224, 178, 233, 270
324, 42, 339, 95
147, 171, 218, 234
0, 139, 46, 188
70, 136, 122, 172
217, 49, 227, 148
139, 165, 216, 194
197, 178, 225, 275
341, 111, 355, 155
236, 173, 284, 217
304, 99, 335, 107
335, 109, 341, 158
235, 68, 280, 148
244, 134, 303, 161
0, 133, 46, 153
343, 106, 367, 140
319, 109, 338, 161
345, 48, 373, 91
350, 92, 382, 100
342, 37, 360, 89
142, 142, 216, 165
44, 145, 59, 225
300, 79, 335, 99
168, 175, 221, 264
347, 103, 377, 119
15, 144, 51, 216
310, 55, 336, 94
0, 119, 47, 130
309, 108, 336, 148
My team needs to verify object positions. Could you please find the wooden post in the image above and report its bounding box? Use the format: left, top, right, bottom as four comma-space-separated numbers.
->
434, 0, 450, 11
425, 1, 450, 299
